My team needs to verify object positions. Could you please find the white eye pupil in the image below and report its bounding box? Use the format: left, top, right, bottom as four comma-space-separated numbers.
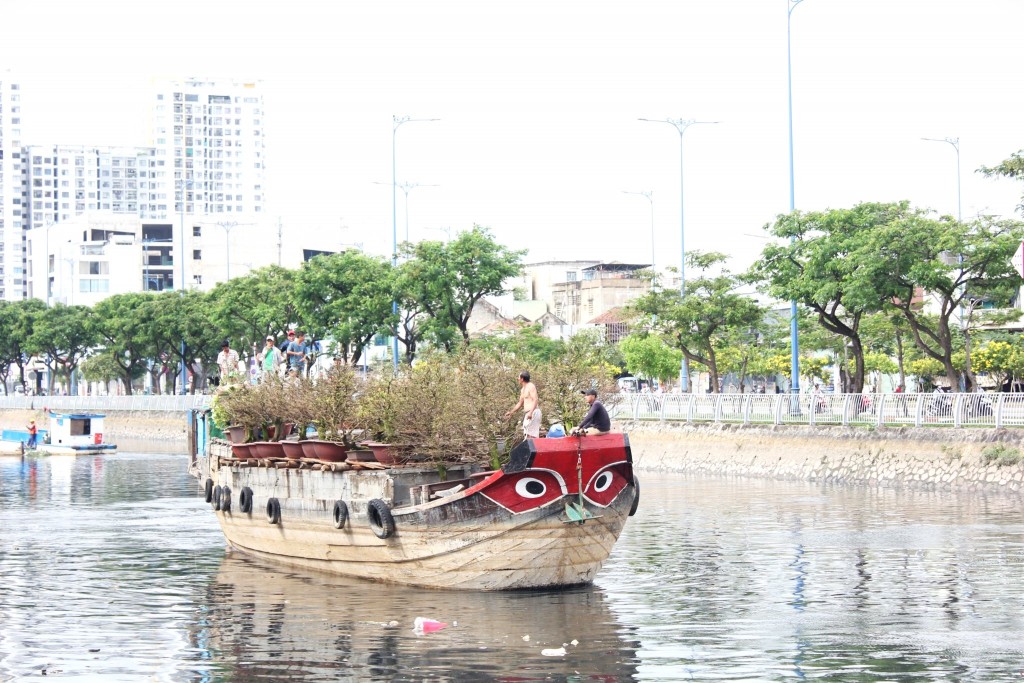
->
515, 478, 547, 498
593, 472, 613, 492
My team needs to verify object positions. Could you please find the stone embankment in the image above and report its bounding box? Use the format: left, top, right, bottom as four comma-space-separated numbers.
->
622, 421, 1024, 492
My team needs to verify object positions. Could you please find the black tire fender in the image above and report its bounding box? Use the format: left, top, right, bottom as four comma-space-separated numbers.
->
204, 478, 214, 503
333, 500, 349, 529
367, 499, 395, 539
212, 485, 223, 510
219, 486, 232, 513
266, 497, 282, 525
239, 487, 253, 514
628, 477, 640, 517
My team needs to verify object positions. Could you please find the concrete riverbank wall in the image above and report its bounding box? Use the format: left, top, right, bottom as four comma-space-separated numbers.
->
622, 421, 1024, 493
0, 408, 188, 444
3, 407, 1023, 493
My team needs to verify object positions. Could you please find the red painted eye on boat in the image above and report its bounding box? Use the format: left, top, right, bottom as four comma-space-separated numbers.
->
481, 470, 566, 513
583, 465, 629, 508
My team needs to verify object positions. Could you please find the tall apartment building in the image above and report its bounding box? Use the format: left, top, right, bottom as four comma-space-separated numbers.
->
0, 77, 26, 300
151, 78, 266, 217
22, 144, 166, 232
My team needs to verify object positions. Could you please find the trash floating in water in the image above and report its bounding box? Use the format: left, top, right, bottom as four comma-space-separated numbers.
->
522, 635, 530, 641
413, 616, 448, 634
541, 647, 567, 657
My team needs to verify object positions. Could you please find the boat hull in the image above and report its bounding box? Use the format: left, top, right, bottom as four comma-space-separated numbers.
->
201, 434, 636, 591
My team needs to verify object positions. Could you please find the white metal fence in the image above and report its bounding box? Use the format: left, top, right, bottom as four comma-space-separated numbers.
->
1, 391, 1018, 428
0, 394, 212, 412
611, 392, 1023, 429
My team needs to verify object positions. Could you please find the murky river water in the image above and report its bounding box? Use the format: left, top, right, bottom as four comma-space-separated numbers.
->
1, 451, 1021, 682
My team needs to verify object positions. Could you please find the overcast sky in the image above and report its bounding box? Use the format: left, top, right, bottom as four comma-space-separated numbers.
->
3, 0, 1022, 271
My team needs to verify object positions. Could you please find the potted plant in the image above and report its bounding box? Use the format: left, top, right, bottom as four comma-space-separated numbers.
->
279, 375, 316, 459
356, 372, 406, 463
308, 365, 361, 462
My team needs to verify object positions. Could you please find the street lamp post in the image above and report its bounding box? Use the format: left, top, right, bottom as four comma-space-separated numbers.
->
390, 115, 438, 372
921, 137, 962, 221
639, 117, 719, 392
622, 190, 655, 276
374, 180, 440, 244
786, 0, 808, 397
177, 179, 191, 394
216, 221, 244, 281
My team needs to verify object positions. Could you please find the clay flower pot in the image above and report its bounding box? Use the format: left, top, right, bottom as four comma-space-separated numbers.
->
226, 426, 246, 444
345, 449, 376, 464
312, 440, 348, 462
361, 441, 407, 465
281, 441, 305, 460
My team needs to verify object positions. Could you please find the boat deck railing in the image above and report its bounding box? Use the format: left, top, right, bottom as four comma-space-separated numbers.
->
0, 394, 212, 413
610, 391, 1017, 429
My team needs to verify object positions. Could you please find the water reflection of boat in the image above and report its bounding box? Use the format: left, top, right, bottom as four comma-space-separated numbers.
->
196, 553, 641, 681
193, 434, 638, 591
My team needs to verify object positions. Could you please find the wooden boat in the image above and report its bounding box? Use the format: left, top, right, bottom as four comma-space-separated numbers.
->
194, 433, 638, 591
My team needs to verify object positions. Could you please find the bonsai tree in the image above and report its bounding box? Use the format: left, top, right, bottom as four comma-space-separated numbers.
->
280, 374, 316, 441
389, 355, 472, 463
356, 372, 402, 444
310, 365, 361, 446
254, 375, 289, 442
451, 348, 522, 469
213, 384, 265, 443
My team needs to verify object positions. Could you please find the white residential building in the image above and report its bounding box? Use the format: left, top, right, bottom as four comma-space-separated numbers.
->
25, 212, 340, 303
22, 144, 167, 232
0, 76, 26, 300
151, 78, 266, 220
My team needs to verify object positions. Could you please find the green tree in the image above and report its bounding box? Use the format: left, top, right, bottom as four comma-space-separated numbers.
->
295, 252, 395, 365
92, 293, 159, 394
400, 226, 525, 346
979, 150, 1024, 214
868, 212, 1024, 391
470, 323, 565, 364
973, 340, 1024, 391
27, 304, 99, 394
860, 311, 915, 390
629, 252, 765, 394
0, 299, 47, 393
619, 334, 682, 385
81, 352, 146, 388
751, 203, 914, 393
149, 291, 225, 393
210, 265, 300, 349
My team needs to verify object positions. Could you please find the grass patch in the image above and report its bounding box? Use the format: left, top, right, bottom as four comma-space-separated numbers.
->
940, 444, 963, 463
981, 444, 1023, 467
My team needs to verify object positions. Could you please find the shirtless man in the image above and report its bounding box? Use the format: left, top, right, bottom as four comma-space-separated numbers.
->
506, 371, 542, 438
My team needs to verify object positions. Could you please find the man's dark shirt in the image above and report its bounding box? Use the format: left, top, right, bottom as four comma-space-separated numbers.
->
579, 400, 611, 432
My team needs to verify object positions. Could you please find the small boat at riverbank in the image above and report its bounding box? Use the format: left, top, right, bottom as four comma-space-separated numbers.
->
1, 412, 117, 455
192, 433, 638, 591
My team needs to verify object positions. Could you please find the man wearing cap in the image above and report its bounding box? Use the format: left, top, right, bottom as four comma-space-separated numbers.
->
573, 389, 611, 436
258, 335, 284, 381
286, 330, 307, 376
217, 339, 240, 385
